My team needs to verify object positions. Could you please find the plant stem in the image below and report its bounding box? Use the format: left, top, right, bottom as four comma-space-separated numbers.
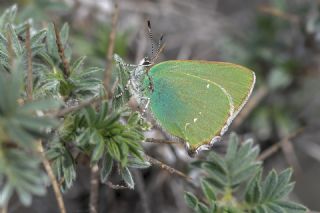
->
54, 23, 70, 79
38, 142, 66, 213
89, 164, 99, 213
144, 154, 192, 182
26, 23, 33, 101
103, 0, 119, 97
56, 95, 103, 117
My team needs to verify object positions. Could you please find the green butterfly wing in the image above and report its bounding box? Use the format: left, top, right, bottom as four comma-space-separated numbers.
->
144, 60, 255, 154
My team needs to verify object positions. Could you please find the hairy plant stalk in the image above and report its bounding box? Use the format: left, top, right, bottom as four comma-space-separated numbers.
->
38, 142, 66, 213
54, 23, 70, 79
56, 96, 102, 117
103, 0, 119, 96
145, 154, 192, 182
26, 23, 33, 101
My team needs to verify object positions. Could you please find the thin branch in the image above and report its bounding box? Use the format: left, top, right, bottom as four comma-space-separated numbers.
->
257, 5, 300, 24
144, 154, 192, 182
103, 0, 119, 97
133, 170, 150, 213
144, 138, 182, 145
277, 130, 302, 176
89, 165, 99, 213
107, 181, 129, 190
282, 139, 302, 175
53, 23, 70, 79
233, 85, 268, 128
0, 204, 7, 213
258, 128, 304, 161
26, 23, 33, 102
37, 142, 66, 213
56, 96, 103, 117
24, 28, 66, 212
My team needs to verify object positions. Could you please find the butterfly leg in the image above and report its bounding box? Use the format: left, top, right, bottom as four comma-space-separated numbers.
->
146, 73, 154, 93
140, 97, 150, 116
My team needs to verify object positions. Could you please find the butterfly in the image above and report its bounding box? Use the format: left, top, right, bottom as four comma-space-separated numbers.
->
113, 21, 255, 156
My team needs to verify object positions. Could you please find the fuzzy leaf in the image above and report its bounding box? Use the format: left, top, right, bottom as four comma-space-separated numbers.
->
100, 152, 113, 182
91, 138, 105, 164
121, 167, 134, 189
0, 5, 17, 30
127, 157, 151, 169
47, 23, 59, 60
226, 133, 238, 160
108, 140, 121, 161
201, 180, 216, 202
60, 23, 69, 46
274, 201, 307, 213
197, 202, 209, 213
184, 192, 199, 209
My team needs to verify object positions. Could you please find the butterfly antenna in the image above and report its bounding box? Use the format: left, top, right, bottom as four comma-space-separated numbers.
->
156, 34, 164, 57
147, 20, 154, 58
151, 35, 165, 64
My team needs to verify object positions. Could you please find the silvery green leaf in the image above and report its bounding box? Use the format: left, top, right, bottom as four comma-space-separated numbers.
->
0, 5, 17, 30
225, 133, 238, 160
70, 56, 86, 73
7, 24, 23, 56
0, 185, 13, 206
60, 23, 69, 46
100, 152, 113, 183
184, 192, 198, 209
91, 138, 105, 164
121, 167, 134, 189
47, 23, 59, 60
197, 202, 209, 213
274, 201, 307, 213
127, 157, 150, 169
201, 180, 216, 202
31, 29, 46, 47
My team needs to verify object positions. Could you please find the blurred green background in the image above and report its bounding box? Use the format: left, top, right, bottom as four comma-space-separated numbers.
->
2, 0, 320, 212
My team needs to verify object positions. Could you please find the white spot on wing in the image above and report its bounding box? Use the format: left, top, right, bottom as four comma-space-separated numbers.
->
184, 122, 190, 130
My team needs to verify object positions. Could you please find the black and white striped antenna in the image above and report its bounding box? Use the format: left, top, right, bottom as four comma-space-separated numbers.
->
147, 20, 154, 57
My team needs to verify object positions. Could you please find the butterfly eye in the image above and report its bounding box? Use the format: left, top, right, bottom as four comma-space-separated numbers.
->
142, 59, 152, 66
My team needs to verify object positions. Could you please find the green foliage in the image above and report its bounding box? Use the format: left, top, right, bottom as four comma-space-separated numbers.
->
0, 68, 59, 205
0, 6, 60, 205
0, 149, 48, 206
112, 54, 132, 109
16, 0, 70, 22
55, 101, 150, 189
185, 133, 307, 213
0, 5, 150, 207
46, 141, 76, 191
33, 23, 104, 99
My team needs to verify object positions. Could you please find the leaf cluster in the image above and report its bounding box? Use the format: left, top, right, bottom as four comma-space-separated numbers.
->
184, 133, 307, 213
50, 101, 150, 190
0, 5, 150, 206
0, 5, 60, 206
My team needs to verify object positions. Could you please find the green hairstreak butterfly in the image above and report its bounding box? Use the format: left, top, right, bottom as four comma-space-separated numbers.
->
114, 22, 255, 156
